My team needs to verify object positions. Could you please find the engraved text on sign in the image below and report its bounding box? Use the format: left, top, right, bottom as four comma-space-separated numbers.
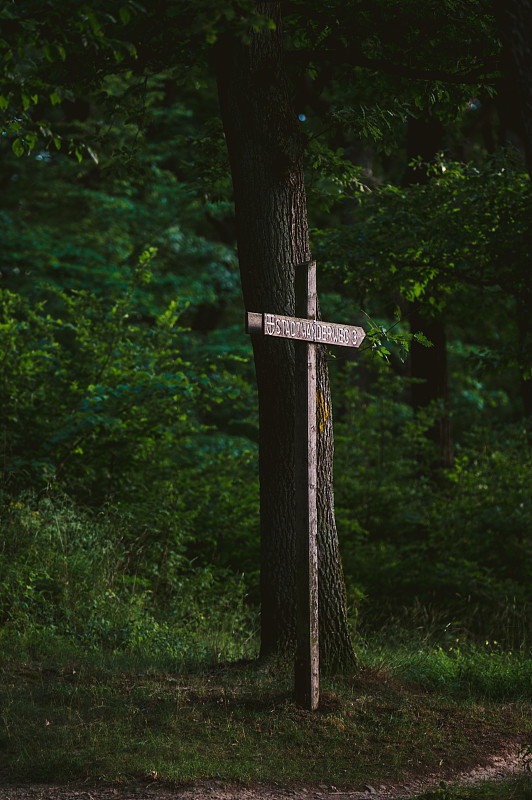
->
251, 312, 365, 348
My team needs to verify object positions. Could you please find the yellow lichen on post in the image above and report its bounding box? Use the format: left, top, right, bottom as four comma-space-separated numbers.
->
316, 389, 330, 434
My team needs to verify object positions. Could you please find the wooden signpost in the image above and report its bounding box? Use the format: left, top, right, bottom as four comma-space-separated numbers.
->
246, 261, 365, 710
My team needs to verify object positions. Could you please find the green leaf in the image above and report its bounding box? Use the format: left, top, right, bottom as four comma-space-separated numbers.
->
12, 138, 24, 158
87, 12, 102, 36
414, 332, 433, 347
25, 132, 37, 151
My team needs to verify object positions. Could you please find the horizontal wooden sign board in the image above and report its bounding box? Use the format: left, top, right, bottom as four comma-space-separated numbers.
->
246, 311, 365, 349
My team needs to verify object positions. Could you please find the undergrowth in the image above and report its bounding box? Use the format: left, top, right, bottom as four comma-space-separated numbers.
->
0, 491, 530, 791
0, 493, 258, 666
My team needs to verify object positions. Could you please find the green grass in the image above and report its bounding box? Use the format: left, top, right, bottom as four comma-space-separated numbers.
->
359, 635, 532, 702
413, 777, 532, 799
1, 637, 531, 791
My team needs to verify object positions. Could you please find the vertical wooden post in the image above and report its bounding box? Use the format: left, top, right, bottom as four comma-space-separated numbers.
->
294, 260, 319, 710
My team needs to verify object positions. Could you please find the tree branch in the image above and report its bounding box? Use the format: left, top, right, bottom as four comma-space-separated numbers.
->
289, 47, 501, 86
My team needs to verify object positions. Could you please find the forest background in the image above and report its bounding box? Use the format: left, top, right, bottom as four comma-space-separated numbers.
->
0, 1, 531, 793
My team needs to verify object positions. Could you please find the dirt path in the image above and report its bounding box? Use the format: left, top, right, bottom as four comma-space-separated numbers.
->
0, 746, 529, 800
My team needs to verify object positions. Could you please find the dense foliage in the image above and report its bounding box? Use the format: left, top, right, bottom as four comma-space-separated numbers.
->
0, 1, 531, 666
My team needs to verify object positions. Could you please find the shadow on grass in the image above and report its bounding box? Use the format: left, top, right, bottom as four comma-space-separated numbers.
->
0, 643, 530, 790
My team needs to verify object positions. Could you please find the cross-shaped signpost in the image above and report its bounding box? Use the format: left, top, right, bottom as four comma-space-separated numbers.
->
246, 260, 365, 710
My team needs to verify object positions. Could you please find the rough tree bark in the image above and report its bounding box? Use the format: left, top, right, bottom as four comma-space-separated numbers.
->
215, 2, 356, 671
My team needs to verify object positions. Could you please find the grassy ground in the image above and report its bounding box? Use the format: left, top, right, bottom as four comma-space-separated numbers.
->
414, 781, 532, 799
0, 634, 530, 793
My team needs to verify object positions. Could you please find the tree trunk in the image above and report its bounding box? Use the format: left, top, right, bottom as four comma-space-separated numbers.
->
410, 306, 454, 468
403, 116, 454, 467
494, 0, 532, 417
315, 342, 356, 668
494, 0, 532, 176
215, 2, 356, 671
517, 292, 532, 417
